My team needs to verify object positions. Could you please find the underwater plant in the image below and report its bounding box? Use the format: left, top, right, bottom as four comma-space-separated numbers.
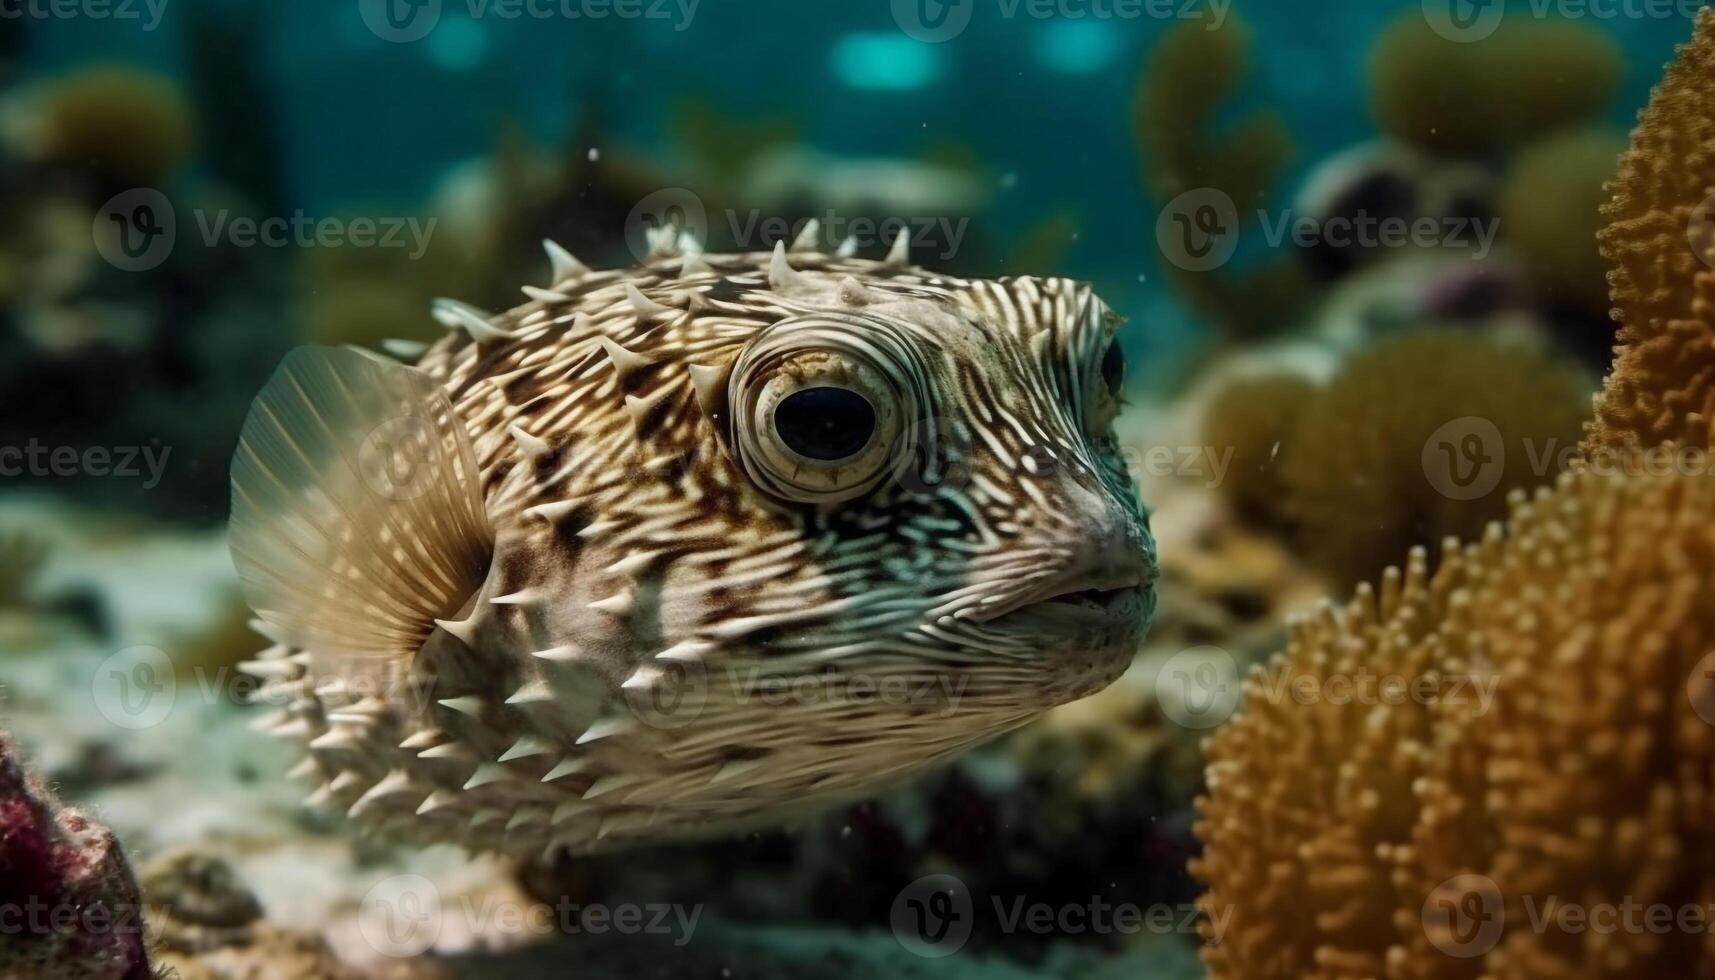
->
1133, 12, 1314, 342
1277, 327, 1590, 589
1195, 12, 1715, 977
1368, 14, 1620, 157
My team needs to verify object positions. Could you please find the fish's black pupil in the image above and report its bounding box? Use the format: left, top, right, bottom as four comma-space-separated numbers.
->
776, 387, 876, 462
1101, 338, 1125, 395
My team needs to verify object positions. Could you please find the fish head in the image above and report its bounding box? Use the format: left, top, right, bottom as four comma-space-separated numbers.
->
611, 267, 1157, 724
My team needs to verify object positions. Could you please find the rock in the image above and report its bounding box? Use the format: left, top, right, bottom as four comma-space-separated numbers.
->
0, 730, 154, 980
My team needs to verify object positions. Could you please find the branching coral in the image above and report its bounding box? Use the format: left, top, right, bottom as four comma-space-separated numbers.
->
1195, 468, 1715, 979
1368, 14, 1620, 156
1278, 328, 1590, 589
1587, 10, 1715, 454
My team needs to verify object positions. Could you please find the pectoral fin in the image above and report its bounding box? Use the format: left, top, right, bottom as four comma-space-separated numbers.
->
230, 346, 493, 666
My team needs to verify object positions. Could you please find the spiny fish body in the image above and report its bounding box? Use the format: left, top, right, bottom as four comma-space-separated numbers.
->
230, 226, 1157, 858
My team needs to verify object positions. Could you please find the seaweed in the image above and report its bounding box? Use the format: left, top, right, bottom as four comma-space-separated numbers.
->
1132, 11, 1315, 342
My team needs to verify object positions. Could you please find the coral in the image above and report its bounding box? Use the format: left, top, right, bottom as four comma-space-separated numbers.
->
1195, 20, 1715, 976
1195, 467, 1715, 978
33, 66, 195, 187
1145, 487, 1329, 661
1588, 9, 1715, 455
0, 732, 155, 980
1292, 141, 1496, 283
1368, 14, 1620, 156
1198, 373, 1318, 529
1499, 128, 1628, 315
1133, 13, 1314, 341
1279, 328, 1590, 589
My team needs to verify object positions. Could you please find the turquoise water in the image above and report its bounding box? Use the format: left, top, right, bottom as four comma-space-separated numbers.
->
2, 3, 1710, 977
18, 0, 1691, 356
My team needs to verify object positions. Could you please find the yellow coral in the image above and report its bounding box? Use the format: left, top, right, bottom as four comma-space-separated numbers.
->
1200, 372, 1318, 529
35, 66, 195, 185
1500, 128, 1627, 315
1197, 15, 1715, 978
1195, 468, 1715, 978
1279, 329, 1590, 589
1588, 9, 1715, 454
1369, 15, 1620, 156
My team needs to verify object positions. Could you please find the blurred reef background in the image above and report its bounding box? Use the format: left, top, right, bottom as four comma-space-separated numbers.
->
0, 1, 1709, 978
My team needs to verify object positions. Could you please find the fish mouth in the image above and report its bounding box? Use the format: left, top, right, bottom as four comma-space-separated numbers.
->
1004, 585, 1150, 627
971, 576, 1155, 706
973, 576, 1153, 629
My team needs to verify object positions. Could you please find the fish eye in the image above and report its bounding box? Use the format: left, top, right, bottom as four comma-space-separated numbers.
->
774, 386, 877, 462
1100, 337, 1125, 396
728, 321, 916, 506
746, 360, 901, 503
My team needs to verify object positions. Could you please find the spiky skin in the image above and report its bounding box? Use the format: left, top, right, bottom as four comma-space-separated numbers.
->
248, 239, 1158, 859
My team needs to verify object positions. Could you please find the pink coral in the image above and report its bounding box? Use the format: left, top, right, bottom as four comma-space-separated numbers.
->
0, 732, 153, 980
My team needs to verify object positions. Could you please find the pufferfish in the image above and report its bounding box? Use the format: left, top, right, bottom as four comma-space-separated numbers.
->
229, 223, 1157, 860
